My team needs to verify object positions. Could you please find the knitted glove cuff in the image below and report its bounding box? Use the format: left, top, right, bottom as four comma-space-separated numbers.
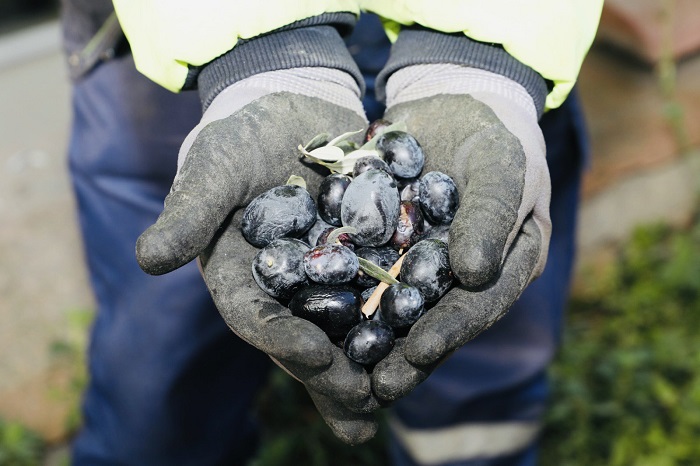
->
376, 27, 548, 118
196, 15, 364, 110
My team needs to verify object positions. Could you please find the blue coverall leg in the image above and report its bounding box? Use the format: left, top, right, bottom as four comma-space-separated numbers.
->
68, 54, 273, 466
387, 95, 585, 466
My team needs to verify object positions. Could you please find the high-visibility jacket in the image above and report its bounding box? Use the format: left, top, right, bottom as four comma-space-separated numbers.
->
112, 1, 603, 110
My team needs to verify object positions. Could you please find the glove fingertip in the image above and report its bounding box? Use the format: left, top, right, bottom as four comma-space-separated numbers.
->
371, 341, 432, 402
404, 326, 449, 367
372, 372, 408, 402
331, 419, 379, 446
449, 229, 501, 289
308, 390, 379, 445
135, 227, 187, 276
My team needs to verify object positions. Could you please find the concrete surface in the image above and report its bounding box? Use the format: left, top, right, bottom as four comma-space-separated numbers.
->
1, 16, 700, 445
578, 151, 700, 260
0, 21, 94, 441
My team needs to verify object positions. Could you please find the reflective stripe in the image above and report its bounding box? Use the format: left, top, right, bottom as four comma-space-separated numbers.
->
390, 415, 540, 465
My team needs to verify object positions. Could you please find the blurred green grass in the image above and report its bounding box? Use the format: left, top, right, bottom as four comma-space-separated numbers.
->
0, 419, 44, 466
540, 214, 700, 465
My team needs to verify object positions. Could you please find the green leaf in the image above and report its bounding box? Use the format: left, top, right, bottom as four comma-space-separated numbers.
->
326, 129, 364, 147
335, 140, 360, 154
358, 258, 399, 285
303, 132, 330, 151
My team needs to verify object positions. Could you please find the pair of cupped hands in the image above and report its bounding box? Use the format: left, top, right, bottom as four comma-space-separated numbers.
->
135, 65, 551, 444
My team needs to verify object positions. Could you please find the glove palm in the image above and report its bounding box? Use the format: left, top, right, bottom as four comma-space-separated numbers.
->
137, 70, 379, 444
371, 65, 551, 401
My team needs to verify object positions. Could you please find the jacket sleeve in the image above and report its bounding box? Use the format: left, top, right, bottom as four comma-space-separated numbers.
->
111, 1, 361, 92
361, 0, 603, 110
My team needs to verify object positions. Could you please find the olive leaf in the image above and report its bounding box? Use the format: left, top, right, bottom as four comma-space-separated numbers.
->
285, 175, 307, 189
298, 145, 380, 174
357, 258, 399, 285
298, 125, 409, 174
303, 132, 330, 151
326, 129, 364, 147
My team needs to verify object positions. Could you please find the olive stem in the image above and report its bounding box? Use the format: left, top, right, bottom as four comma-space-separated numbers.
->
361, 254, 405, 318
327, 226, 358, 245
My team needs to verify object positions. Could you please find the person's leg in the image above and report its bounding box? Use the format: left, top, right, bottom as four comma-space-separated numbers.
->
68, 54, 272, 465
387, 91, 587, 466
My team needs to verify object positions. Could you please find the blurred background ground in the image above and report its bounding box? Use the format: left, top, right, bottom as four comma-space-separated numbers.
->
1, 0, 700, 464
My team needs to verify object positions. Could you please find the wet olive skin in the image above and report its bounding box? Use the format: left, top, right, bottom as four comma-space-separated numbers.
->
377, 282, 425, 329
241, 184, 317, 247
344, 320, 395, 367
341, 169, 400, 247
252, 238, 310, 300
419, 171, 460, 225
289, 285, 363, 340
352, 156, 392, 178
317, 173, 351, 226
376, 131, 425, 179
364, 118, 393, 142
400, 239, 454, 303
390, 200, 425, 251
303, 243, 359, 285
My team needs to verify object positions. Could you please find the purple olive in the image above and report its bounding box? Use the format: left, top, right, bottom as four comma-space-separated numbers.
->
343, 320, 395, 366
398, 177, 421, 202
377, 282, 425, 329
316, 227, 355, 251
341, 169, 400, 247
289, 285, 363, 340
303, 243, 359, 285
364, 118, 393, 142
307, 214, 333, 247
390, 200, 425, 251
400, 239, 454, 302
252, 238, 310, 300
317, 173, 352, 226
352, 156, 392, 179
419, 171, 460, 225
376, 131, 424, 179
241, 184, 317, 247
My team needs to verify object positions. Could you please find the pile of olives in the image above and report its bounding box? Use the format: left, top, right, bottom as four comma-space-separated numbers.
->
244, 120, 459, 367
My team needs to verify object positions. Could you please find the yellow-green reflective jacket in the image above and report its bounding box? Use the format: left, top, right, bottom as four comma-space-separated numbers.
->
112, 0, 603, 110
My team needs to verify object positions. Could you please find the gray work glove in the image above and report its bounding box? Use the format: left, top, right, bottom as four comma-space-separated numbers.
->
136, 68, 379, 444
371, 65, 552, 401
